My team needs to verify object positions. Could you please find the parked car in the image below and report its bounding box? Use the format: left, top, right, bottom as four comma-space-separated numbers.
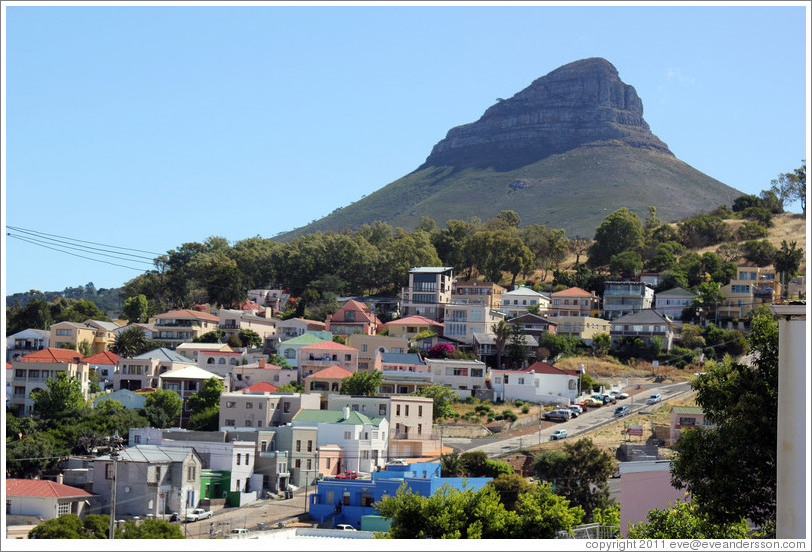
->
646, 394, 662, 405
336, 524, 357, 531
614, 405, 630, 417
229, 528, 250, 538
543, 409, 572, 421
601, 394, 617, 405
550, 429, 568, 441
336, 470, 358, 479
583, 397, 603, 407
568, 405, 583, 417
612, 391, 630, 400
185, 508, 213, 522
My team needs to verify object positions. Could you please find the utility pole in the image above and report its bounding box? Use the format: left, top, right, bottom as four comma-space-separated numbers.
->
107, 430, 124, 539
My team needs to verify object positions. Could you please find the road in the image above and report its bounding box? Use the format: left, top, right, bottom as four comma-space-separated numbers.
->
446, 381, 692, 457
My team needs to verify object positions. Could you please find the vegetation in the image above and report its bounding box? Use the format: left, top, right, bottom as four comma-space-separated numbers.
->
412, 384, 458, 421
111, 326, 161, 358
340, 370, 383, 396
142, 388, 183, 428
628, 498, 753, 539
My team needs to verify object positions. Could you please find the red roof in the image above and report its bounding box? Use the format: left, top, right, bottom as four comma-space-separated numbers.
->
6, 363, 12, 370
526, 361, 579, 376
155, 309, 219, 322
242, 382, 279, 393
6, 479, 93, 498
300, 340, 357, 351
551, 286, 595, 297
384, 315, 444, 327
19, 348, 84, 364
304, 365, 353, 380
82, 351, 121, 365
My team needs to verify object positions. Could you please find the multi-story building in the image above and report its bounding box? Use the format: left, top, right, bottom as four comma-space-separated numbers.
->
442, 302, 504, 345
654, 287, 697, 320
82, 350, 121, 391
548, 316, 611, 342
326, 299, 382, 337
298, 341, 359, 379
602, 281, 655, 319
6, 329, 49, 362
152, 309, 220, 349
549, 287, 601, 318
400, 267, 455, 322
247, 289, 290, 312
346, 334, 409, 372
374, 352, 428, 373
277, 332, 333, 368
610, 309, 676, 351
304, 365, 354, 406
228, 358, 298, 391
719, 265, 781, 319
219, 391, 321, 429
217, 309, 277, 344
506, 313, 558, 337
9, 348, 91, 415
175, 342, 234, 363
378, 371, 434, 396
491, 361, 580, 404
275, 318, 327, 340
471, 332, 538, 367
426, 358, 488, 398
381, 316, 444, 341
451, 280, 505, 310
500, 286, 551, 317
114, 348, 196, 392
49, 320, 119, 353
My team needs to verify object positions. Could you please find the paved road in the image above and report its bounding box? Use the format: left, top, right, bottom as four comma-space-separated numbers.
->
447, 381, 692, 457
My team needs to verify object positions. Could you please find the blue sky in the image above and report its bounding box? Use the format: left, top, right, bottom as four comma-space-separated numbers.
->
2, 2, 809, 296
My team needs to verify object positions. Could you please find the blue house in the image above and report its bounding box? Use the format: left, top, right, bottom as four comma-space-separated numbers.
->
308, 461, 492, 530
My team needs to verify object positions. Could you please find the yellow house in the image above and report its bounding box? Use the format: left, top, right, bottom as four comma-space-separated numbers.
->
383, 315, 444, 340
719, 265, 781, 319
49, 319, 119, 353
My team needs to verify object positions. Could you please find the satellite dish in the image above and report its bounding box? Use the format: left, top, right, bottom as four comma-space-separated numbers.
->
124, 486, 131, 493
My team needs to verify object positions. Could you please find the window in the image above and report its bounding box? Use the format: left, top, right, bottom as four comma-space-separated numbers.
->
418, 405, 423, 417
379, 404, 386, 416
56, 329, 72, 336
344, 311, 356, 321
246, 402, 253, 409
295, 459, 301, 468
258, 402, 264, 409
344, 431, 352, 439
207, 358, 215, 364
261, 440, 267, 452
361, 492, 374, 507
307, 440, 313, 452
237, 454, 241, 465
246, 453, 250, 464
396, 404, 401, 416
284, 348, 295, 358
296, 440, 302, 452
187, 466, 196, 481
225, 419, 235, 426
518, 378, 525, 385
405, 405, 410, 416
106, 463, 114, 479
226, 401, 236, 408
679, 417, 697, 426
245, 420, 253, 427
57, 502, 71, 516
218, 358, 226, 364
307, 459, 312, 470
257, 420, 263, 427
344, 354, 352, 361
133, 435, 141, 444
283, 402, 291, 413
15, 369, 25, 378
327, 458, 332, 469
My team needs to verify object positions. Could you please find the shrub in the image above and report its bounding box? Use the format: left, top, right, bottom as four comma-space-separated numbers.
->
521, 406, 530, 414
736, 221, 769, 241
502, 410, 518, 422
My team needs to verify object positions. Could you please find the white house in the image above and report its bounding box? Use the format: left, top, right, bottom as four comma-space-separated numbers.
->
6, 478, 93, 520
6, 329, 50, 362
491, 361, 580, 404
500, 286, 551, 317
426, 358, 488, 399
654, 287, 697, 320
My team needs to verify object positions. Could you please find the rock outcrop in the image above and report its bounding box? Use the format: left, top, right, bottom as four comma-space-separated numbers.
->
422, 57, 672, 170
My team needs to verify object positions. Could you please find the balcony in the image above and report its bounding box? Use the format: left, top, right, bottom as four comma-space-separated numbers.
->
391, 432, 439, 441
154, 321, 200, 328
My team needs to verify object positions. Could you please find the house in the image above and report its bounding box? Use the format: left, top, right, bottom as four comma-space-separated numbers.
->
378, 370, 434, 396
275, 317, 327, 340
175, 342, 234, 363
382, 315, 444, 341
374, 352, 429, 373
669, 405, 712, 446
304, 365, 354, 405
451, 280, 505, 310
152, 309, 220, 349
159, 365, 225, 418
196, 350, 247, 376
229, 359, 298, 391
491, 362, 580, 404
113, 323, 157, 340
217, 308, 278, 343
277, 332, 333, 367
93, 389, 146, 410
268, 425, 321, 487
82, 350, 121, 391
500, 286, 551, 317
48, 321, 99, 352
114, 347, 196, 392
610, 310, 676, 352
247, 289, 290, 312
471, 332, 538, 367
719, 265, 781, 319
442, 301, 505, 345
346, 334, 409, 372
219, 391, 321, 429
292, 408, 389, 474
548, 315, 611, 343
400, 266, 455, 322
326, 299, 383, 337
549, 287, 600, 317
298, 341, 359, 379
602, 281, 655, 319
9, 348, 91, 415
654, 287, 697, 320
91, 445, 203, 518
506, 313, 558, 337
6, 329, 49, 362
6, 478, 93, 520
426, 358, 488, 398
308, 461, 492, 529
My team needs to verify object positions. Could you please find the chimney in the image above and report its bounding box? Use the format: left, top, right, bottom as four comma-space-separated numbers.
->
56, 473, 64, 484
259, 358, 266, 368
343, 406, 350, 420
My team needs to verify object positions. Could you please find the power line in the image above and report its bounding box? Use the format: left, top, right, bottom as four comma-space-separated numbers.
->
8, 229, 157, 262
7, 225, 163, 256
7, 234, 150, 272
8, 233, 156, 266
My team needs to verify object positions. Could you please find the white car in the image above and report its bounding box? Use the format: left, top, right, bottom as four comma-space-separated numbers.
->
229, 528, 250, 538
336, 524, 357, 531
645, 393, 662, 405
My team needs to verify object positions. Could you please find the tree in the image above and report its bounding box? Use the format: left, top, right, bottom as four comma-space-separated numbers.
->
122, 294, 150, 323
31, 372, 86, 420
568, 237, 592, 266
142, 388, 183, 427
587, 208, 644, 268
459, 451, 515, 478
741, 239, 777, 266
28, 514, 93, 539
194, 330, 228, 343
55, 299, 110, 323
78, 339, 92, 357
110, 326, 151, 358
592, 333, 611, 357
488, 472, 533, 511
185, 377, 224, 414
521, 224, 569, 281
491, 319, 511, 370
188, 405, 220, 431
608, 251, 642, 279
533, 437, 616, 522
506, 323, 529, 369
627, 498, 752, 539
116, 518, 184, 539
513, 483, 585, 539
412, 384, 457, 420
340, 370, 383, 396
439, 452, 464, 477
671, 314, 778, 528
278, 381, 305, 393
773, 240, 804, 297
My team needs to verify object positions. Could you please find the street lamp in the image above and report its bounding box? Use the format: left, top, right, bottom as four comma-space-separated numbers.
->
107, 430, 124, 539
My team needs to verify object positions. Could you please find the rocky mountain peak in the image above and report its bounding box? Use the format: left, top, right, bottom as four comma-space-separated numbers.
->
421, 57, 672, 171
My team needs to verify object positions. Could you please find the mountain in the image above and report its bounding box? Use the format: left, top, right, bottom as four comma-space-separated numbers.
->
281, 57, 741, 239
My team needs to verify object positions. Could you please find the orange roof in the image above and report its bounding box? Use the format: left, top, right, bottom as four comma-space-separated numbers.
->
300, 340, 357, 351
19, 348, 84, 364
551, 286, 595, 297
6, 479, 93, 498
305, 365, 353, 380
155, 309, 219, 321
385, 315, 444, 327
82, 351, 121, 365
242, 382, 279, 393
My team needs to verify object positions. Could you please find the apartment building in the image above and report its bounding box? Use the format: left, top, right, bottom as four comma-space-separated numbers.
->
442, 302, 504, 345
426, 358, 488, 398
500, 286, 550, 317
346, 334, 409, 372
400, 267, 455, 322
152, 309, 220, 349
549, 287, 600, 317
9, 348, 91, 415
219, 391, 321, 429
451, 280, 505, 310
719, 265, 781, 319
602, 281, 655, 319
298, 341, 359, 378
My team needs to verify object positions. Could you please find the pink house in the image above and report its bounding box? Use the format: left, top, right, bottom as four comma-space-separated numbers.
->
325, 299, 382, 336
619, 460, 688, 536
298, 341, 359, 378
373, 352, 430, 373
318, 444, 343, 477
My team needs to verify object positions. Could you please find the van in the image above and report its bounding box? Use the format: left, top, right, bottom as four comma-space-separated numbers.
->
229, 528, 250, 538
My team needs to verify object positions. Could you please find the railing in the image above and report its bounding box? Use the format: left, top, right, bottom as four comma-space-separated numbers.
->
556, 524, 620, 539
391, 433, 439, 441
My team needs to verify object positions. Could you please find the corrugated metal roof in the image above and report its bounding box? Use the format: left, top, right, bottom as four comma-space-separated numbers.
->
293, 409, 382, 427
672, 405, 704, 415
133, 348, 193, 363
379, 353, 425, 365
97, 444, 195, 463
408, 267, 453, 273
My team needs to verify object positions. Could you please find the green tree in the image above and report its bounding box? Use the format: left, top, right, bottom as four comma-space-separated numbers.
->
110, 326, 153, 358
78, 339, 93, 357
142, 388, 183, 428
488, 472, 533, 511
28, 514, 91, 539
56, 299, 110, 323
278, 381, 305, 393
82, 514, 111, 539
439, 452, 464, 477
627, 498, 752, 539
412, 384, 457, 420
185, 377, 225, 414
188, 405, 220, 431
671, 314, 778, 528
741, 239, 777, 266
533, 437, 615, 522
608, 251, 643, 279
587, 208, 644, 268
116, 518, 184, 539
513, 483, 585, 539
340, 370, 383, 396
592, 333, 611, 357
122, 294, 150, 324
773, 240, 804, 298
31, 372, 86, 420
506, 322, 529, 369
6, 295, 53, 336
491, 319, 511, 370
194, 330, 228, 343
520, 224, 569, 281
459, 451, 515, 477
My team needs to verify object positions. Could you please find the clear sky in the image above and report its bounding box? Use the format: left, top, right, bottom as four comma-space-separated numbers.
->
2, 1, 809, 297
